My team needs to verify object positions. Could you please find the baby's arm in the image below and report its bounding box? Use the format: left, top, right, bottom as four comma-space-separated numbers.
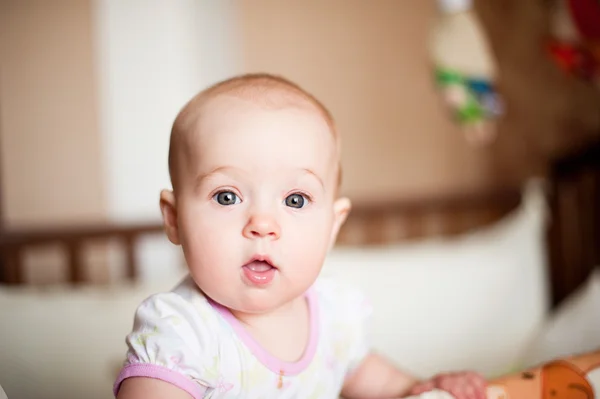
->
117, 377, 194, 399
341, 352, 420, 399
342, 353, 487, 399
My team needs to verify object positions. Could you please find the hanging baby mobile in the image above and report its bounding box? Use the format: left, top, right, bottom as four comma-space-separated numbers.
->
546, 0, 600, 88
428, 0, 504, 147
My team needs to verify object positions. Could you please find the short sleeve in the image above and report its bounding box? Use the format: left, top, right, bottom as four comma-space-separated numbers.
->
113, 292, 219, 399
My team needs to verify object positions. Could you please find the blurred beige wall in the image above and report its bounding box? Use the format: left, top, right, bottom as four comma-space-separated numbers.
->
0, 1, 504, 228
237, 0, 495, 203
0, 0, 105, 227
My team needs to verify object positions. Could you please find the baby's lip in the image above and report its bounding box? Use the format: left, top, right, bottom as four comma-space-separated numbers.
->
244, 254, 277, 269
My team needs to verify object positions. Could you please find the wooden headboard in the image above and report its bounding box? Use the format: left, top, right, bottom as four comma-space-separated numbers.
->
336, 188, 521, 246
1, 139, 599, 309
546, 139, 600, 308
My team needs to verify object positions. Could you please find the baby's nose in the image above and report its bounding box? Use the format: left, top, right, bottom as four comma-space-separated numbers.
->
243, 214, 281, 240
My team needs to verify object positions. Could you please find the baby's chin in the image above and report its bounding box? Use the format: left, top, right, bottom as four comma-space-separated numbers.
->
187, 261, 321, 315
205, 283, 309, 316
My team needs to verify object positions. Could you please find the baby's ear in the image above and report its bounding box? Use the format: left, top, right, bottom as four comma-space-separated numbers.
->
160, 190, 181, 245
329, 197, 351, 250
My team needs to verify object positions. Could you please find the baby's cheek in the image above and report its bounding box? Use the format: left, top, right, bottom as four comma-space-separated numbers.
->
285, 220, 330, 262
183, 219, 241, 266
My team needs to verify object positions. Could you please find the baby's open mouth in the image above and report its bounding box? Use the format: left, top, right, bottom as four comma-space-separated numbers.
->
242, 256, 277, 286
245, 260, 274, 272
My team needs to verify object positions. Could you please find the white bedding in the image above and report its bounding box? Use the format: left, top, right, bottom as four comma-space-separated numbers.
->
520, 267, 600, 367
322, 181, 551, 378
0, 182, 554, 399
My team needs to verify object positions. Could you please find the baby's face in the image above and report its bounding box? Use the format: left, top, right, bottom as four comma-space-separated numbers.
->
171, 95, 346, 313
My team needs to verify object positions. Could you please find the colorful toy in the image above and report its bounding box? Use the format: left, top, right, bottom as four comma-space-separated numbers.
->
404, 349, 600, 399
429, 0, 503, 147
434, 66, 503, 131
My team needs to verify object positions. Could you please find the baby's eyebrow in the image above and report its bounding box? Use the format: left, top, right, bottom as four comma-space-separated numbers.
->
300, 168, 324, 189
193, 166, 324, 190
194, 166, 239, 188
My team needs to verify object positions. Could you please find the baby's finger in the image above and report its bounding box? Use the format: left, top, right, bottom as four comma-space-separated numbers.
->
475, 384, 486, 399
456, 384, 478, 399
470, 372, 487, 386
410, 381, 435, 395
468, 384, 485, 399
466, 372, 487, 399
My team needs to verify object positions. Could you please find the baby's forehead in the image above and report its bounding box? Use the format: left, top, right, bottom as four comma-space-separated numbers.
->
201, 94, 327, 128
179, 93, 337, 154
189, 98, 337, 172
199, 97, 336, 157
176, 78, 336, 135
202, 90, 329, 125
169, 75, 341, 190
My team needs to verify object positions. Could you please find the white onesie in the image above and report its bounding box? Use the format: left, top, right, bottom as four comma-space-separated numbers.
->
114, 275, 371, 398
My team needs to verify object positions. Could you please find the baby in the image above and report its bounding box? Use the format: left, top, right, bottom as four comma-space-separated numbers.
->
114, 73, 487, 399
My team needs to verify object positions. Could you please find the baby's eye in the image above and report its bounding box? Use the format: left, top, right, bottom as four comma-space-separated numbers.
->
214, 191, 240, 206
285, 193, 307, 209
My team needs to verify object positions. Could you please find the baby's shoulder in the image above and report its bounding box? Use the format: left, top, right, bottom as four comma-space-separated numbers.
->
134, 275, 221, 334
118, 277, 226, 395
139, 275, 205, 306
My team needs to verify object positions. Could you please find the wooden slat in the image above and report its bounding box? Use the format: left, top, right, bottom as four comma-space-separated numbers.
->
338, 187, 521, 246
594, 171, 600, 267
547, 138, 600, 308
2, 246, 23, 284
0, 223, 163, 285
0, 223, 163, 247
347, 187, 521, 218
66, 240, 84, 284
123, 234, 137, 280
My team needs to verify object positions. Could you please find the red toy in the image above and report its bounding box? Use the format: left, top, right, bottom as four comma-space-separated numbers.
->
547, 0, 600, 86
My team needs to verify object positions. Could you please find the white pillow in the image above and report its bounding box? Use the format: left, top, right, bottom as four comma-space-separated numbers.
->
321, 181, 551, 378
520, 268, 600, 367
0, 274, 186, 399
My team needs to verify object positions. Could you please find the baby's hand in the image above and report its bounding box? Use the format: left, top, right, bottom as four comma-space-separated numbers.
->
407, 371, 487, 399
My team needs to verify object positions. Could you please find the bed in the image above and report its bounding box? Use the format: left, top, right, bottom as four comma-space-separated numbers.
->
0, 138, 599, 399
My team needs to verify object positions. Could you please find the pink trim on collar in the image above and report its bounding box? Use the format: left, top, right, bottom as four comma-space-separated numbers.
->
207, 289, 319, 376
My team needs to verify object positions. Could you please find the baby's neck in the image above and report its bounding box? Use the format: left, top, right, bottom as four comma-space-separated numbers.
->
229, 294, 306, 328
229, 295, 311, 363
